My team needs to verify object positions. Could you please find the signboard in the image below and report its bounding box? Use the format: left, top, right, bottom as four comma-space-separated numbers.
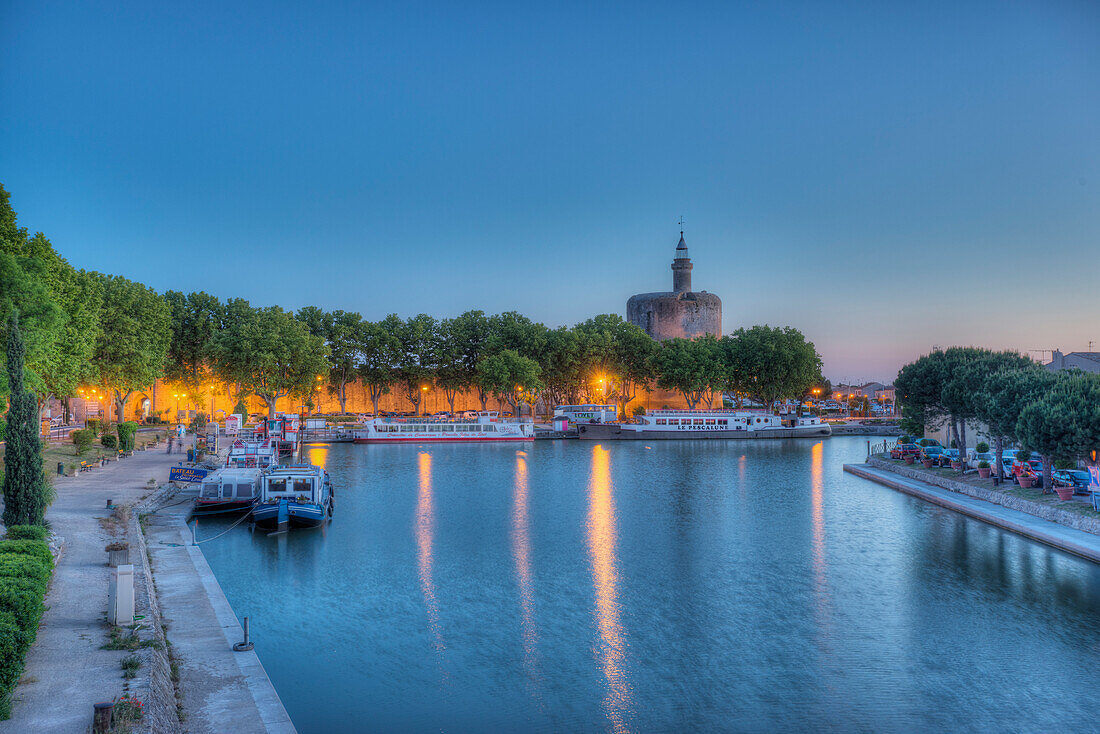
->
169, 466, 210, 483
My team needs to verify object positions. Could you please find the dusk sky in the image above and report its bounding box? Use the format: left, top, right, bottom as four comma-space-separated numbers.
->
2, 0, 1098, 383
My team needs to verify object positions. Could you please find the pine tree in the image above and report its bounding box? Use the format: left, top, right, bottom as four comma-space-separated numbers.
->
3, 310, 49, 527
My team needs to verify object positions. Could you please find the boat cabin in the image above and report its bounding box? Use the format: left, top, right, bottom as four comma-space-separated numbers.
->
196, 467, 263, 509
261, 465, 327, 504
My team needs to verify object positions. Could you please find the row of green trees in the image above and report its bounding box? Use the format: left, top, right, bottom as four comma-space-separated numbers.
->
895, 347, 1100, 488
165, 296, 827, 419
1, 185, 170, 423
2, 181, 827, 426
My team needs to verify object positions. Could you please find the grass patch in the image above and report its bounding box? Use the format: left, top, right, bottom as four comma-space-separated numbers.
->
120, 654, 141, 679
101, 624, 160, 652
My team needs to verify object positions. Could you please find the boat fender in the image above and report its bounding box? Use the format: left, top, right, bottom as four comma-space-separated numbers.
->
579, 426, 586, 434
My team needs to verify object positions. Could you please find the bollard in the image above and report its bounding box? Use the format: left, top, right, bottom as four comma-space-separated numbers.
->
106, 498, 113, 509
233, 616, 255, 651
58, 462, 64, 475
92, 702, 114, 733
107, 564, 135, 625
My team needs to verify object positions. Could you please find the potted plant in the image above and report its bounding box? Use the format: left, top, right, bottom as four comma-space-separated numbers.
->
904, 454, 916, 465
977, 460, 991, 478
922, 456, 935, 468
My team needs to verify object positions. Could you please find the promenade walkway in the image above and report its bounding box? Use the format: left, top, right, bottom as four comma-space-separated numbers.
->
143, 499, 296, 733
0, 446, 181, 733
845, 463, 1100, 563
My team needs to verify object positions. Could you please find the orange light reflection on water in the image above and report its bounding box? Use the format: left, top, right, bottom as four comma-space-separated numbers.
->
306, 444, 329, 470
512, 450, 540, 686
416, 451, 445, 657
810, 441, 833, 641
586, 445, 632, 733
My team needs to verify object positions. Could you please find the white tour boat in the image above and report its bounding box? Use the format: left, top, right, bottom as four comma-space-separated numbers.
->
576, 409, 832, 440
225, 438, 280, 469
353, 415, 534, 443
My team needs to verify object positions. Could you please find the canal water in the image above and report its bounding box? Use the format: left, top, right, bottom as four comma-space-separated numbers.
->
197, 436, 1100, 732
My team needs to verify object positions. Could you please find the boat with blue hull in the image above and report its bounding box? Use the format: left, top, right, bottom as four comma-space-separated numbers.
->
253, 464, 334, 531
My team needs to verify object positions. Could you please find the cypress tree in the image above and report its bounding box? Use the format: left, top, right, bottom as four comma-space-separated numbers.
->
3, 310, 49, 527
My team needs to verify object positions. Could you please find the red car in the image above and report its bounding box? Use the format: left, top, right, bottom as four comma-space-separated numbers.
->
891, 443, 921, 459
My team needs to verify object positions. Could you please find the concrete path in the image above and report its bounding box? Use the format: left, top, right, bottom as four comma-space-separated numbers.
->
143, 501, 296, 734
0, 447, 183, 733
845, 463, 1100, 563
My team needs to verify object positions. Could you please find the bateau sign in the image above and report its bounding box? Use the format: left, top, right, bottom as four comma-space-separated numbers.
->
169, 466, 210, 483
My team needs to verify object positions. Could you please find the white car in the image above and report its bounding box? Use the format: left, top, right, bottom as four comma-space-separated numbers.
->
968, 451, 995, 470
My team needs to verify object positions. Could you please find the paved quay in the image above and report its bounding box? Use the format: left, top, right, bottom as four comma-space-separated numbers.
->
0, 446, 181, 733
845, 463, 1100, 563
143, 498, 296, 734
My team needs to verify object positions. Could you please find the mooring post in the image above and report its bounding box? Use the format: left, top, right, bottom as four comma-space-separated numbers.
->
92, 702, 114, 733
234, 616, 255, 651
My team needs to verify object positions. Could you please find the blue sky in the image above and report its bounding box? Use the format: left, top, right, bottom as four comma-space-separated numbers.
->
2, 0, 1098, 381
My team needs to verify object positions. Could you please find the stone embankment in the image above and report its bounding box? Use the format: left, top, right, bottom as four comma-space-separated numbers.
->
829, 423, 903, 436
863, 456, 1100, 535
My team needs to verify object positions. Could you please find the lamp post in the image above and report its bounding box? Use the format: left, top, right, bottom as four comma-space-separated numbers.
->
209, 385, 216, 421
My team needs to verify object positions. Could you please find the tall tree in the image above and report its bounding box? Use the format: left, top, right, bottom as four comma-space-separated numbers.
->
394, 314, 439, 416
91, 275, 172, 422
653, 337, 717, 409
435, 317, 468, 414
298, 308, 364, 414
164, 290, 222, 396
574, 314, 658, 418
210, 303, 328, 418
1017, 373, 1100, 492
0, 252, 64, 397
723, 325, 823, 412
541, 326, 586, 410
359, 316, 402, 416
476, 349, 544, 417
2, 311, 50, 527
451, 310, 494, 409
975, 366, 1053, 479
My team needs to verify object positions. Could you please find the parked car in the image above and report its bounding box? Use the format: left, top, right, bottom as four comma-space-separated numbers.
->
1012, 459, 1045, 487
891, 443, 921, 459
1053, 469, 1091, 495
921, 446, 947, 462
968, 451, 995, 470
939, 448, 961, 467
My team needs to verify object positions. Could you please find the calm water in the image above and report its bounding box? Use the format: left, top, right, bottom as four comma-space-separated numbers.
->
197, 437, 1100, 733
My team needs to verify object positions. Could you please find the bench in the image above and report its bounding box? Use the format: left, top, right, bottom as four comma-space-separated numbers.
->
79, 461, 91, 472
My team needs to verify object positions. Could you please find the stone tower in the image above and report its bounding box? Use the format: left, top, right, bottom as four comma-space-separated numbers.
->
627, 230, 722, 341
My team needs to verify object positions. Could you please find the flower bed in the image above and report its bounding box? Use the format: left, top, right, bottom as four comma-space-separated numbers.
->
0, 525, 54, 719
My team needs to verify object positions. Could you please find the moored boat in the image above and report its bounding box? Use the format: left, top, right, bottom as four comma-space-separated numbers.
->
352, 415, 534, 443
252, 464, 334, 531
576, 409, 832, 440
225, 438, 280, 469
193, 467, 264, 514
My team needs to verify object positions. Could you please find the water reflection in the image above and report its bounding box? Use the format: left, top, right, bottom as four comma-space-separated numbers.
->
511, 450, 540, 688
416, 451, 445, 656
305, 444, 329, 470
809, 441, 833, 645
586, 445, 632, 733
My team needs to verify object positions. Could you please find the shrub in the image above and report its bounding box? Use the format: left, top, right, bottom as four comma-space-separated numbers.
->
632, 405, 646, 416
0, 540, 53, 567
100, 434, 118, 449
4, 526, 47, 542
1055, 458, 1077, 470
117, 422, 139, 452
978, 460, 990, 469
71, 429, 94, 455
86, 418, 100, 437
0, 581, 45, 635
0, 555, 52, 587
1016, 449, 1032, 463
976, 442, 990, 453
899, 435, 913, 445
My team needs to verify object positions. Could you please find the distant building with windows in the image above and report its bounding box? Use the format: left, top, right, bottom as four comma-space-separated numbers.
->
1045, 350, 1100, 374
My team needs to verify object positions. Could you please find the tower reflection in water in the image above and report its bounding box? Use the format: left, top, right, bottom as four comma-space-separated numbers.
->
512, 450, 540, 687
586, 445, 632, 733
416, 451, 445, 658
